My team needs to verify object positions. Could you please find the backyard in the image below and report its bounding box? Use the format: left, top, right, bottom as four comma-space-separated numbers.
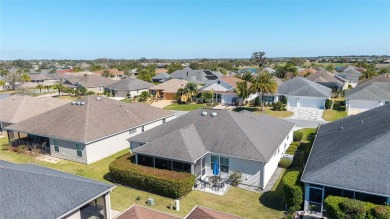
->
233, 106, 293, 118
0, 136, 286, 218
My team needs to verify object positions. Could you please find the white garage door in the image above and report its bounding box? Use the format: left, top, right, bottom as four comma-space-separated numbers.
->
287, 97, 298, 107
349, 100, 378, 110
299, 97, 326, 109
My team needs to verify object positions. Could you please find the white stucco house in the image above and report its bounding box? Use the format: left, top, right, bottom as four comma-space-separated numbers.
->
5, 96, 175, 164
105, 78, 154, 98
278, 77, 332, 109
130, 109, 294, 189
345, 74, 390, 115
198, 76, 245, 105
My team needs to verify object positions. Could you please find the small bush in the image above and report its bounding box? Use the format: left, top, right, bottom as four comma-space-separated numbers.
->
339, 106, 346, 111
272, 101, 286, 111
278, 158, 292, 169
109, 154, 195, 198
85, 91, 95, 95
293, 131, 303, 142
325, 99, 332, 109
286, 142, 300, 155
228, 170, 242, 186
282, 171, 303, 212
324, 196, 346, 219
373, 206, 390, 219
254, 96, 261, 107
138, 91, 150, 102
341, 199, 367, 219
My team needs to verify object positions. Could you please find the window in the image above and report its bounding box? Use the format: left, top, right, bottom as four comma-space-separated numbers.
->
217, 80, 220, 84
76, 144, 83, 157
54, 140, 59, 152
129, 129, 136, 135
262, 95, 275, 103
210, 155, 229, 173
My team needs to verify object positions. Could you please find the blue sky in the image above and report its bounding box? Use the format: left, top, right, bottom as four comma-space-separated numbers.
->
1, 0, 389, 60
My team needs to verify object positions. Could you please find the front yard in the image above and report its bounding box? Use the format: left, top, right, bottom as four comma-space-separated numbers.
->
322, 98, 348, 121
0, 136, 285, 218
163, 103, 212, 111
233, 106, 293, 118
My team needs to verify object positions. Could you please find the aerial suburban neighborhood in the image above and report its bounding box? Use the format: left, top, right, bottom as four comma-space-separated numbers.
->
1, 0, 390, 219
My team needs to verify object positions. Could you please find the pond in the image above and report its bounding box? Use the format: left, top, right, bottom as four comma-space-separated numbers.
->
0, 93, 10, 100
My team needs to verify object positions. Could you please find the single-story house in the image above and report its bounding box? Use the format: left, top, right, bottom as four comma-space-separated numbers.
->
116, 204, 243, 219
152, 72, 171, 83
305, 71, 349, 91
105, 78, 154, 98
64, 74, 115, 94
345, 73, 390, 115
130, 109, 294, 189
0, 160, 115, 219
0, 95, 69, 132
5, 95, 175, 164
170, 67, 223, 85
301, 104, 390, 216
278, 77, 332, 109
149, 79, 188, 100
94, 68, 124, 80
336, 67, 363, 88
198, 76, 250, 105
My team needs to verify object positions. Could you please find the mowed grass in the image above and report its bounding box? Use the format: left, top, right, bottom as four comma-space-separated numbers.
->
0, 136, 285, 218
164, 103, 211, 111
233, 106, 293, 118
323, 110, 347, 121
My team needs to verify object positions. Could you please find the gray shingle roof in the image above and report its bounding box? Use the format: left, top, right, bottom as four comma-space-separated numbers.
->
170, 67, 223, 85
0, 161, 114, 219
278, 77, 332, 97
106, 78, 154, 91
305, 72, 344, 86
134, 124, 207, 162
131, 109, 294, 162
336, 67, 362, 83
345, 74, 390, 100
0, 95, 70, 124
6, 95, 174, 143
66, 74, 115, 88
152, 73, 171, 80
301, 104, 390, 197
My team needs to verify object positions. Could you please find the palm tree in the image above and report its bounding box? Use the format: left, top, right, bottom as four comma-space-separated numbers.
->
184, 82, 198, 102
36, 84, 44, 93
44, 85, 51, 92
359, 66, 377, 80
20, 73, 31, 88
175, 87, 188, 103
235, 81, 250, 105
250, 71, 278, 111
53, 82, 65, 96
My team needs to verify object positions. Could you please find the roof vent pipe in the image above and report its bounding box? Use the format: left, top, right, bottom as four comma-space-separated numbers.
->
71, 101, 76, 105
201, 111, 207, 116
340, 126, 344, 130
211, 112, 217, 117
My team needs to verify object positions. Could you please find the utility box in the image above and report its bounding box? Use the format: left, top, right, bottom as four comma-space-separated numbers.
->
175, 200, 180, 211
146, 198, 155, 206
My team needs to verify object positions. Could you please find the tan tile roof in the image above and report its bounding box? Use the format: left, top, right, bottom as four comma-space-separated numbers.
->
149, 79, 189, 93
94, 69, 124, 76
116, 205, 179, 219
6, 95, 174, 143
220, 76, 243, 88
0, 95, 70, 124
186, 206, 245, 219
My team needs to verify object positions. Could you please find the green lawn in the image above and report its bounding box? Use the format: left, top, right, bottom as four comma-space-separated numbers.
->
55, 95, 81, 101
164, 103, 211, 111
233, 106, 293, 118
322, 98, 348, 121
0, 136, 285, 218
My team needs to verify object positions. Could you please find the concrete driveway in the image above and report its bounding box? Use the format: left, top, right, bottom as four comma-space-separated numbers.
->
287, 107, 325, 121
151, 100, 173, 108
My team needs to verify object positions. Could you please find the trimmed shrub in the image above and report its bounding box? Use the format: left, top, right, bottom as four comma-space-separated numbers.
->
286, 142, 300, 155
282, 171, 303, 212
278, 158, 292, 169
339, 106, 346, 111
228, 170, 242, 186
325, 99, 332, 109
324, 196, 346, 219
293, 131, 303, 142
373, 206, 390, 219
109, 154, 195, 198
272, 101, 286, 111
341, 199, 367, 219
254, 96, 261, 107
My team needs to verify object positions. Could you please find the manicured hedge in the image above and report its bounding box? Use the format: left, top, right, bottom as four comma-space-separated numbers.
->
325, 99, 332, 109
282, 171, 303, 212
324, 195, 389, 219
109, 154, 195, 198
286, 142, 300, 155
293, 131, 303, 142
278, 158, 293, 169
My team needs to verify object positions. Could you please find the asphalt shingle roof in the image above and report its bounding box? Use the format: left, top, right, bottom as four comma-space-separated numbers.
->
345, 74, 390, 100
132, 109, 294, 162
116, 205, 179, 219
6, 95, 174, 143
336, 67, 362, 83
66, 74, 115, 88
186, 206, 244, 219
278, 77, 332, 98
0, 95, 69, 124
106, 78, 154, 91
170, 67, 223, 84
0, 161, 114, 219
149, 79, 188, 93
301, 104, 390, 197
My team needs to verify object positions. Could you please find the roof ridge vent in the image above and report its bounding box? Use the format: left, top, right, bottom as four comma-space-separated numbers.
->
76, 101, 81, 105
71, 101, 76, 105
211, 112, 217, 117
80, 102, 85, 105
201, 111, 208, 116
